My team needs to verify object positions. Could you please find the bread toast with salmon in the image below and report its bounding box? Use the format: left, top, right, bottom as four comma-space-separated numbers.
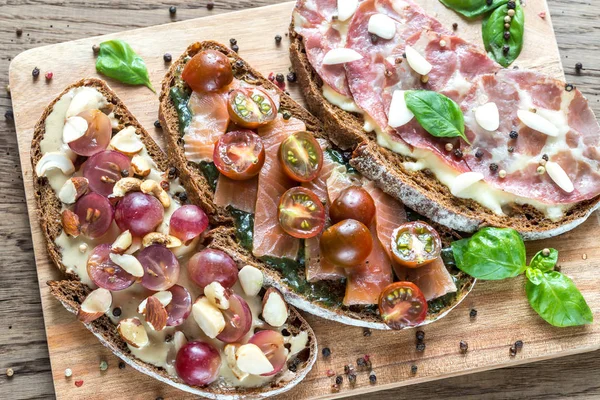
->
33, 78, 318, 398
289, 0, 600, 241
158, 41, 475, 329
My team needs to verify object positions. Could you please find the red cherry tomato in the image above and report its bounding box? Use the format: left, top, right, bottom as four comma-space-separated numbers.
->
378, 282, 428, 330
213, 130, 265, 180
329, 186, 376, 226
278, 131, 323, 182
278, 187, 325, 239
227, 87, 277, 129
182, 50, 233, 93
390, 221, 441, 268
320, 219, 373, 267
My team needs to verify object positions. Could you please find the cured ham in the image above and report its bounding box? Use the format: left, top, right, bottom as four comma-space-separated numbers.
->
214, 175, 258, 214
404, 257, 457, 301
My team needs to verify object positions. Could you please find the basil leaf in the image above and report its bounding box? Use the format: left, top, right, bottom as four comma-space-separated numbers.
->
451, 227, 526, 280
96, 39, 155, 93
169, 86, 193, 135
529, 248, 558, 272
404, 90, 469, 144
439, 0, 508, 18
526, 271, 593, 327
482, 1, 524, 67
525, 267, 544, 285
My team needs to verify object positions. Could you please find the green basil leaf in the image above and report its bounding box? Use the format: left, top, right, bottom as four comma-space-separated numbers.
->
525, 267, 544, 285
169, 86, 192, 135
529, 248, 558, 272
482, 1, 524, 67
404, 90, 469, 144
526, 271, 593, 327
439, 0, 508, 18
451, 227, 526, 280
96, 39, 155, 93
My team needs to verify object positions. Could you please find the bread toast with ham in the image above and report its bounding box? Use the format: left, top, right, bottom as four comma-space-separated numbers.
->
289, 0, 600, 240
158, 41, 475, 329
32, 78, 318, 398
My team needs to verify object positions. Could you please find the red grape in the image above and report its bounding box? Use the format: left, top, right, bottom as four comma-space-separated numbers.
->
216, 294, 252, 343
248, 330, 287, 376
169, 205, 209, 244
115, 192, 164, 237
175, 341, 221, 386
68, 109, 112, 156
166, 284, 192, 326
83, 150, 132, 196
73, 192, 114, 239
187, 249, 238, 290
87, 244, 135, 291
137, 245, 180, 291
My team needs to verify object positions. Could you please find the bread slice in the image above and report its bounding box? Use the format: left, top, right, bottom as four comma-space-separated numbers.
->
34, 79, 318, 397
288, 22, 600, 241
48, 279, 318, 399
158, 41, 475, 329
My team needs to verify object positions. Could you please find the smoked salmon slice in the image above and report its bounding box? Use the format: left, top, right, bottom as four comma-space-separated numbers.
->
252, 115, 306, 259
214, 175, 258, 214
405, 257, 457, 301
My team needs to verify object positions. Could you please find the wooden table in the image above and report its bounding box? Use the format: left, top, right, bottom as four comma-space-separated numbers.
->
1, 1, 599, 399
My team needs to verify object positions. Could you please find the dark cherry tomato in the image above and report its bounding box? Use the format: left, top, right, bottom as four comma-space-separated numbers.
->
330, 186, 376, 226
181, 50, 233, 92
320, 219, 372, 267
278, 187, 325, 239
213, 130, 265, 180
227, 87, 277, 128
379, 282, 427, 329
278, 131, 323, 182
390, 221, 441, 268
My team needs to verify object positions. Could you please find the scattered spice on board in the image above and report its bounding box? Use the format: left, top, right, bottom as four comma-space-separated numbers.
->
163, 53, 172, 63
452, 22, 458, 31
575, 62, 583, 73
100, 360, 108, 371
509, 345, 517, 357
411, 364, 418, 374
416, 342, 426, 352
326, 369, 336, 377
169, 6, 177, 15
286, 72, 297, 83
363, 328, 372, 337
322, 347, 331, 357
112, 307, 122, 317
154, 120, 162, 128
74, 380, 84, 387
470, 308, 478, 319
230, 38, 237, 45
335, 375, 343, 385
514, 340, 524, 350
64, 368, 73, 377
119, 361, 126, 370
282, 110, 292, 120
369, 372, 377, 384
331, 383, 340, 392
92, 44, 100, 55
489, 163, 499, 172
32, 67, 40, 78
583, 253, 588, 260
16, 28, 23, 36
231, 44, 239, 53
5, 110, 14, 122
348, 371, 357, 384
45, 71, 53, 80
539, 11, 546, 19
207, 2, 214, 10
275, 34, 282, 44
268, 72, 275, 82
459, 340, 469, 354
6, 368, 14, 377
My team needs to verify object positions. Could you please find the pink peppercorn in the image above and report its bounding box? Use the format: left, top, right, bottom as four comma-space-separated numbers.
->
45, 72, 53, 80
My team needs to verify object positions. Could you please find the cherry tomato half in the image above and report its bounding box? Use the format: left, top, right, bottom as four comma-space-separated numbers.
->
278, 187, 325, 239
390, 221, 442, 268
330, 186, 376, 226
379, 282, 428, 330
320, 219, 372, 267
227, 87, 277, 129
213, 130, 265, 180
279, 131, 323, 183
182, 50, 233, 93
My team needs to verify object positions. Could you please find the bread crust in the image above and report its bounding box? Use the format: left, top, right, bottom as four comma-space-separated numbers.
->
288, 23, 600, 240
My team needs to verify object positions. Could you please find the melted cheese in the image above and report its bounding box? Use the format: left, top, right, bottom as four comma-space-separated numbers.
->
322, 83, 362, 113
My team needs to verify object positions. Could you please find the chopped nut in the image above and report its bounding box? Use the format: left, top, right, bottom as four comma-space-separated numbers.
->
59, 177, 89, 204
112, 177, 142, 198
142, 232, 182, 248
131, 155, 151, 177
61, 210, 81, 237
140, 179, 171, 208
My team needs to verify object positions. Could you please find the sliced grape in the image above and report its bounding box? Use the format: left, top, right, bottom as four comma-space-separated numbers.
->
187, 249, 238, 290
73, 192, 114, 239
169, 205, 209, 244
137, 245, 180, 291
68, 109, 112, 156
83, 150, 132, 197
248, 330, 287, 376
115, 192, 164, 237
175, 341, 221, 386
216, 294, 252, 343
87, 243, 135, 291
166, 284, 192, 326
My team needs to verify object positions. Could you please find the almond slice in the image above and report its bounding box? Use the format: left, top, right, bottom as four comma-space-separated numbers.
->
125, 236, 143, 255
204, 282, 231, 310
62, 116, 89, 144
110, 126, 144, 156
61, 210, 81, 237
224, 344, 249, 381
35, 152, 75, 177
139, 296, 168, 331
77, 288, 112, 323
322, 48, 363, 65
450, 172, 484, 196
111, 230, 133, 254
405, 45, 432, 76
236, 344, 275, 375
545, 161, 574, 193
117, 317, 149, 348
475, 102, 500, 132
131, 155, 151, 177
368, 13, 396, 40
142, 232, 182, 248
337, 0, 358, 21
238, 265, 264, 297
137, 291, 173, 316
109, 253, 144, 277
172, 331, 187, 354
192, 296, 225, 339
388, 90, 414, 128
517, 110, 559, 137
58, 177, 89, 204
262, 288, 289, 327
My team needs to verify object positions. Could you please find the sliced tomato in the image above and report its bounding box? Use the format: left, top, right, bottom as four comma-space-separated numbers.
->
213, 130, 265, 180
227, 87, 277, 128
278, 187, 325, 239
278, 131, 323, 182
320, 219, 373, 267
182, 50, 233, 93
390, 221, 442, 268
379, 282, 428, 329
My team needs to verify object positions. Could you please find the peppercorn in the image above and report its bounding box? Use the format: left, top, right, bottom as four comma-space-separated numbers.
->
575, 62, 583, 73
112, 307, 122, 317
322, 347, 331, 357
542, 154, 549, 161
160, 180, 170, 191
470, 308, 478, 318
100, 361, 108, 371
64, 368, 73, 377
499, 169, 507, 178
282, 111, 292, 120
154, 119, 161, 128
32, 67, 40, 78
370, 33, 378, 44
489, 163, 499, 172
335, 375, 343, 385
6, 368, 14, 377
416, 342, 426, 352
507, 1, 516, 9
207, 2, 214, 10
348, 371, 357, 384
475, 149, 484, 159
369, 372, 377, 384
410, 364, 418, 374
75, 380, 84, 387
507, 9, 516, 17
504, 31, 510, 40
416, 330, 425, 341
515, 340, 524, 350
229, 38, 237, 46
445, 143, 454, 152
542, 248, 550, 257
459, 340, 468, 354
509, 130, 518, 139
167, 166, 178, 180
508, 146, 514, 153
565, 83, 574, 92
555, 265, 562, 272
231, 44, 239, 53
331, 383, 340, 392
235, 60, 243, 69
92, 44, 100, 54
453, 148, 463, 158
286, 72, 297, 83
344, 364, 351, 374
44, 71, 53, 81
452, 22, 458, 31
119, 361, 126, 369
509, 345, 517, 357
120, 169, 129, 178
276, 73, 285, 83
363, 328, 372, 337
16, 28, 23, 36
357, 357, 366, 367
163, 53, 172, 63
5, 110, 14, 122
169, 6, 176, 14
503, 45, 510, 54
537, 166, 546, 175
177, 192, 188, 203
275, 34, 282, 44
326, 369, 336, 377
288, 362, 298, 372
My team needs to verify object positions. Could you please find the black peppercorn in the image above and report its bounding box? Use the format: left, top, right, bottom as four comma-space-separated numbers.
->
32, 67, 40, 78
509, 130, 518, 139
344, 364, 352, 375
452, 22, 458, 31
363, 328, 372, 337
489, 163, 499, 172
322, 347, 331, 357
508, 146, 514, 153
509, 345, 517, 357
507, 1, 516, 9
369, 372, 377, 384
416, 342, 426, 352
92, 44, 100, 55
410, 364, 418, 374
121, 169, 129, 177
112, 307, 122, 317
229, 38, 237, 46
459, 340, 468, 354
167, 166, 178, 180
231, 44, 239, 53
235, 60, 243, 69
503, 45, 510, 54
118, 361, 126, 369
370, 33, 378, 44
275, 34, 282, 44
176, 192, 187, 203
286, 72, 297, 83
276, 73, 285, 83
282, 111, 292, 120
169, 6, 176, 14
288, 362, 298, 372
335, 375, 343, 385
4, 110, 14, 122
575, 62, 583, 73
163, 53, 172, 63
154, 119, 161, 128
475, 149, 484, 159
207, 2, 214, 10
504, 31, 511, 40
515, 340, 524, 350
416, 330, 425, 341
348, 371, 357, 383
453, 148, 463, 158
565, 83, 574, 92
542, 154, 549, 161
357, 357, 366, 367
16, 28, 23, 36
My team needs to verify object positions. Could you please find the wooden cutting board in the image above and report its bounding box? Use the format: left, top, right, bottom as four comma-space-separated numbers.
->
9, 1, 599, 399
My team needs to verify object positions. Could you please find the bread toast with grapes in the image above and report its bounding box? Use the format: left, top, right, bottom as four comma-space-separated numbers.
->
158, 41, 475, 329
34, 79, 318, 398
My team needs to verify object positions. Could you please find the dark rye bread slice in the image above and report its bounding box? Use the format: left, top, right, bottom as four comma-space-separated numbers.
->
288, 23, 600, 240
158, 43, 474, 329
48, 279, 318, 399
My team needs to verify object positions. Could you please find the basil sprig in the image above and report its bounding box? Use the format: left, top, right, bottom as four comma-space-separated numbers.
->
482, 1, 524, 67
439, 0, 508, 18
404, 90, 469, 143
96, 39, 155, 93
452, 228, 593, 327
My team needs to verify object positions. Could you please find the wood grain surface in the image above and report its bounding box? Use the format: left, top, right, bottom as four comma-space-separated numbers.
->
1, 1, 600, 399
